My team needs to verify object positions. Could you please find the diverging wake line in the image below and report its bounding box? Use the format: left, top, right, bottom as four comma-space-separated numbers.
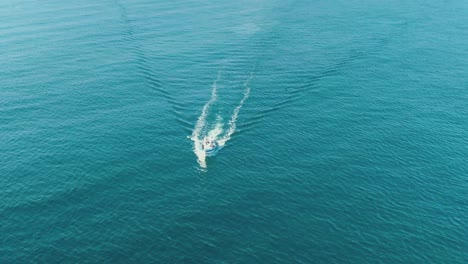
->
191, 72, 252, 168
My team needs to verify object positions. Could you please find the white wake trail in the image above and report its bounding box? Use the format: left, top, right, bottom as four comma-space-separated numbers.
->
191, 72, 220, 141
191, 72, 221, 168
218, 76, 252, 147
191, 72, 253, 168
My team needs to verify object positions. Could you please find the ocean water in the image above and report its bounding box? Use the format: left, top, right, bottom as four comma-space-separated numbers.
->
1, 0, 467, 263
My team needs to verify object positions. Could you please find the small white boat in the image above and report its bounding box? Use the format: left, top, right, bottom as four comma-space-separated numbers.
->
201, 138, 218, 157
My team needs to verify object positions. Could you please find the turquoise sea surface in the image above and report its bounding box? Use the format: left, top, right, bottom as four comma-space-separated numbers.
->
1, 0, 467, 263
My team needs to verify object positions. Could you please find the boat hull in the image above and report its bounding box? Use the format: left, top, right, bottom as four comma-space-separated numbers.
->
204, 147, 217, 157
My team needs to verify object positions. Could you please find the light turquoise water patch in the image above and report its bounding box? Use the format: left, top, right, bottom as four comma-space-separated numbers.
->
1, 0, 467, 263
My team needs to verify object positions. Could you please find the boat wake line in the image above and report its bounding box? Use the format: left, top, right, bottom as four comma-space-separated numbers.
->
191, 72, 252, 168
